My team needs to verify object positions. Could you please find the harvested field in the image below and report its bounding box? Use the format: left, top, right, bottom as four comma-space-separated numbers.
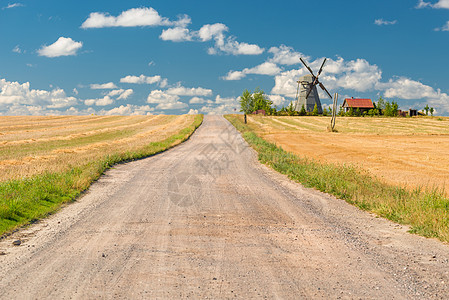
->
0, 115, 197, 182
244, 115, 449, 194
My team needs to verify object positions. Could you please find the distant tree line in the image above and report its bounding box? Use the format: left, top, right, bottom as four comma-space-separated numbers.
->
240, 90, 436, 119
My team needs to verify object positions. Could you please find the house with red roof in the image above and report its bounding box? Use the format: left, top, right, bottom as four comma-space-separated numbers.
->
342, 98, 374, 114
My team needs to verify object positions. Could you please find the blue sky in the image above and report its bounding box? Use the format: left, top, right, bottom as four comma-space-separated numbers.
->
1, 0, 449, 115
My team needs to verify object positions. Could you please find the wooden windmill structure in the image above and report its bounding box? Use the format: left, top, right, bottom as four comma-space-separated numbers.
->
294, 58, 332, 113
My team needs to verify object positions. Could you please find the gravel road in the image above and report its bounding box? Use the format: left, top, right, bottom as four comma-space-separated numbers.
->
1, 115, 449, 299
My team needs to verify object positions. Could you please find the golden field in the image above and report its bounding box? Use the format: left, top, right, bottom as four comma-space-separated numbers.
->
246, 115, 449, 194
0, 115, 196, 182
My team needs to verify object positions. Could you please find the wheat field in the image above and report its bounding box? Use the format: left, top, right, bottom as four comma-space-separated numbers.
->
0, 115, 196, 182
246, 115, 449, 194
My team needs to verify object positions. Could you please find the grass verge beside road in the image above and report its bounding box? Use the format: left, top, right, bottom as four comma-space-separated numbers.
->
225, 114, 449, 243
0, 114, 203, 236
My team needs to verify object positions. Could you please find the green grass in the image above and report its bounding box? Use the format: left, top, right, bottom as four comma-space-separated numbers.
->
225, 114, 449, 243
0, 114, 203, 236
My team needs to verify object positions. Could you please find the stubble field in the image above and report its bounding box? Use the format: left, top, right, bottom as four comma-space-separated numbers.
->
0, 114, 203, 234
246, 115, 449, 194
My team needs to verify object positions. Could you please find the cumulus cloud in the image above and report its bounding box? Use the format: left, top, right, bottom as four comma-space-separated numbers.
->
0, 78, 77, 111
223, 62, 281, 80
147, 90, 188, 110
268, 45, 306, 65
160, 27, 192, 42
38, 37, 83, 58
198, 23, 228, 41
166, 86, 213, 96
84, 96, 114, 106
90, 82, 118, 89
99, 104, 154, 116
188, 108, 199, 114
189, 97, 205, 104
81, 7, 191, 29
120, 74, 161, 84
374, 19, 398, 25
416, 0, 449, 9
107, 89, 134, 100
198, 94, 239, 115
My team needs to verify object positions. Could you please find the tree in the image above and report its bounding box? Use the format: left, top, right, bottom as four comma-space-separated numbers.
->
253, 88, 273, 113
430, 107, 434, 116
424, 104, 430, 116
355, 108, 361, 117
312, 104, 319, 116
240, 89, 254, 124
377, 97, 386, 115
299, 104, 307, 116
322, 107, 328, 116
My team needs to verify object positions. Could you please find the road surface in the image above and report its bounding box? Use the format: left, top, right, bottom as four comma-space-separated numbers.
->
1, 115, 449, 299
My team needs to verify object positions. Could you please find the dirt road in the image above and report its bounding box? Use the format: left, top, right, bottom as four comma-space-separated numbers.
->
1, 115, 449, 299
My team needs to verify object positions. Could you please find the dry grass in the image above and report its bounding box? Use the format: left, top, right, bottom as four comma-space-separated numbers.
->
0, 115, 195, 182
245, 115, 449, 195
226, 114, 449, 243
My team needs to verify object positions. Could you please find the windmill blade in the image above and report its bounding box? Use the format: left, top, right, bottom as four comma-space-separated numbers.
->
316, 58, 327, 77
305, 82, 317, 100
300, 57, 316, 76
318, 82, 333, 99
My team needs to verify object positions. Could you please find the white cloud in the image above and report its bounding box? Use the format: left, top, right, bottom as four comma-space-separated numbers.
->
417, 0, 449, 9
0, 78, 77, 110
84, 96, 114, 106
90, 82, 118, 89
268, 45, 306, 65
12, 45, 23, 53
267, 94, 287, 106
81, 7, 191, 29
189, 97, 205, 104
381, 77, 440, 99
435, 20, 449, 31
160, 27, 192, 42
223, 70, 245, 81
99, 104, 154, 116
120, 74, 161, 84
197, 23, 263, 56
223, 62, 281, 80
82, 7, 169, 28
198, 23, 228, 41
147, 89, 188, 110
188, 108, 199, 114
38, 37, 83, 58
2, 3, 24, 9
166, 86, 213, 96
72, 88, 79, 95
374, 19, 398, 26
107, 89, 134, 100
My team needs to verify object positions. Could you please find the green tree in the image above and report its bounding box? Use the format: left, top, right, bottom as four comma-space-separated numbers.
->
347, 107, 354, 117
299, 104, 307, 116
355, 107, 361, 117
240, 89, 254, 124
312, 104, 319, 116
430, 107, 434, 116
377, 97, 386, 115
424, 104, 430, 116
322, 107, 328, 116
253, 88, 273, 113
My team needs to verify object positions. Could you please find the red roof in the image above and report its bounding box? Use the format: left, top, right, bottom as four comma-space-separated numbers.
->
343, 98, 374, 108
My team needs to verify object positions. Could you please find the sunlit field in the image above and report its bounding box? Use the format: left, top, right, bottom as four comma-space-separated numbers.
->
246, 115, 449, 194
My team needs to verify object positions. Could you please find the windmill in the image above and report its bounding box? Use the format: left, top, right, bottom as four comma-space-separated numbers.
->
294, 58, 332, 113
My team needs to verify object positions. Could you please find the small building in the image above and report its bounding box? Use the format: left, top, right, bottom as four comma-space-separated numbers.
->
252, 109, 266, 115
342, 98, 374, 113
409, 109, 417, 117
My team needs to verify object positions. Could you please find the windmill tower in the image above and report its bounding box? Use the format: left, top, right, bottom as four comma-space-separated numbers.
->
294, 58, 332, 113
